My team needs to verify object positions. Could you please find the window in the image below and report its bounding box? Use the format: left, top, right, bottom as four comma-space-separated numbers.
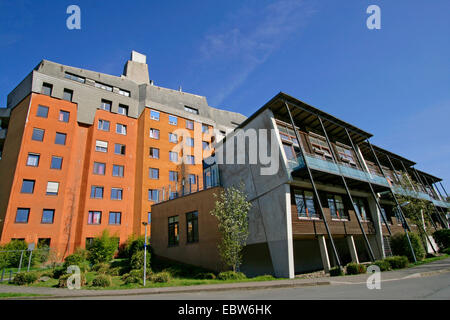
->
294, 190, 318, 218
169, 192, 177, 200
336, 145, 356, 166
186, 212, 199, 243
21, 179, 35, 194
93, 162, 106, 175
148, 189, 159, 202
114, 143, 126, 155
327, 194, 348, 219
186, 137, 194, 147
149, 168, 159, 179
380, 207, 389, 224
37, 105, 49, 118
309, 136, 333, 160
186, 120, 194, 130
46, 182, 59, 196
98, 119, 110, 131
283, 143, 296, 161
90, 186, 104, 199
118, 89, 130, 97
148, 212, 152, 224
15, 208, 30, 223
59, 110, 70, 122
169, 151, 178, 163
32, 128, 45, 142
353, 197, 370, 221
185, 155, 195, 164
55, 132, 67, 145
116, 124, 127, 135
27, 153, 40, 167
150, 110, 160, 121
118, 104, 128, 116
169, 133, 178, 143
51, 156, 63, 169
202, 141, 210, 150
188, 174, 196, 185
65, 72, 85, 83
100, 99, 112, 111
169, 171, 178, 182
109, 212, 121, 225
95, 82, 112, 92
149, 147, 159, 159
95, 140, 108, 152
63, 89, 73, 102
184, 106, 199, 115
88, 211, 102, 225
41, 209, 55, 224
168, 216, 179, 246
169, 115, 178, 125
86, 237, 94, 248
149, 128, 160, 139
37, 238, 51, 248
111, 188, 123, 200
202, 124, 209, 133
112, 165, 124, 177
42, 83, 53, 96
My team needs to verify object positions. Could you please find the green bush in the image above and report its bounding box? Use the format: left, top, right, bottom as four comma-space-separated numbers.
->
57, 273, 86, 288
121, 268, 146, 285
371, 260, 391, 272
63, 249, 90, 272
329, 267, 344, 277
52, 267, 66, 279
345, 263, 367, 275
195, 272, 217, 280
150, 271, 171, 283
384, 256, 409, 269
106, 267, 121, 276
0, 240, 40, 268
92, 262, 110, 274
390, 232, 425, 262
442, 248, 450, 255
433, 230, 450, 251
87, 230, 119, 265
91, 274, 112, 287
12, 272, 38, 285
217, 271, 247, 281
130, 250, 151, 271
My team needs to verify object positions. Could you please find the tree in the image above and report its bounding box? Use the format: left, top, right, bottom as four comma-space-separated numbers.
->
87, 230, 119, 264
210, 184, 252, 272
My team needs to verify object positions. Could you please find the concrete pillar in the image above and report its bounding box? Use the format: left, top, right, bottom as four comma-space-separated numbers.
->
367, 196, 385, 260
318, 235, 331, 273
346, 235, 359, 264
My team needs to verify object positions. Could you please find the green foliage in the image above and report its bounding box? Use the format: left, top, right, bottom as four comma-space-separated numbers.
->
210, 184, 252, 272
391, 232, 426, 262
57, 273, 87, 288
194, 272, 217, 280
329, 267, 344, 277
92, 262, 110, 274
106, 267, 121, 276
87, 230, 119, 264
371, 260, 391, 271
0, 240, 40, 268
12, 272, 38, 285
433, 230, 450, 251
63, 249, 90, 272
443, 248, 450, 255
150, 271, 171, 283
121, 268, 145, 285
119, 235, 152, 260
130, 250, 151, 271
217, 271, 247, 281
345, 263, 367, 275
52, 267, 66, 279
91, 274, 112, 287
384, 256, 409, 269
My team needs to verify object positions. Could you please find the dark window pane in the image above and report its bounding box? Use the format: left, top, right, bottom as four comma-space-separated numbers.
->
42, 83, 52, 96
37, 105, 49, 118
59, 110, 70, 122
115, 144, 126, 155
42, 209, 54, 224
63, 89, 73, 102
55, 132, 66, 145
15, 208, 30, 223
32, 128, 44, 141
21, 180, 35, 193
51, 156, 63, 169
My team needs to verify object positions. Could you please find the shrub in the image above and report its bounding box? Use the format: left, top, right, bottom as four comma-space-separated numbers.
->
217, 271, 247, 281
121, 269, 145, 285
390, 232, 425, 262
92, 262, 110, 274
121, 236, 152, 260
345, 263, 367, 275
12, 272, 38, 285
63, 249, 90, 272
52, 267, 66, 279
106, 267, 121, 276
91, 274, 112, 287
329, 267, 344, 277
442, 248, 450, 255
150, 271, 171, 283
57, 273, 86, 288
433, 230, 450, 251
384, 256, 409, 269
0, 240, 39, 268
371, 260, 391, 272
195, 272, 217, 280
87, 230, 119, 264
130, 250, 151, 271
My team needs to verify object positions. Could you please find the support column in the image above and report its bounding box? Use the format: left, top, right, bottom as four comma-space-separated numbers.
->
346, 235, 359, 264
318, 235, 331, 273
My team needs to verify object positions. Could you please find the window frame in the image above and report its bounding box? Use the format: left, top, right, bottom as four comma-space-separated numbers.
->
168, 216, 179, 247
41, 209, 55, 224
186, 211, 199, 243
15, 208, 30, 224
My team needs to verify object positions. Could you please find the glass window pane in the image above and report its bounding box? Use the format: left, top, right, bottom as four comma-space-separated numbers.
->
15, 208, 30, 223
42, 209, 54, 224
51, 156, 63, 169
55, 133, 66, 145
37, 105, 49, 118
32, 128, 44, 141
21, 180, 35, 193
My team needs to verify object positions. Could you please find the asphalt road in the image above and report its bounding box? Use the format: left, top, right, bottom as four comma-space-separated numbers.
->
62, 271, 450, 300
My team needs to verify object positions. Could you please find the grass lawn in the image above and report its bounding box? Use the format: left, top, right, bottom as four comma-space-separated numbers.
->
408, 253, 449, 267
0, 292, 49, 298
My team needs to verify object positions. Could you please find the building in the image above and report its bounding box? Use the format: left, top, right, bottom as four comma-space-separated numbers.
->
150, 92, 450, 278
0, 51, 246, 258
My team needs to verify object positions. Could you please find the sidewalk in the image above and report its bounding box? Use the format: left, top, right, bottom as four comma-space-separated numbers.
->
1, 257, 449, 299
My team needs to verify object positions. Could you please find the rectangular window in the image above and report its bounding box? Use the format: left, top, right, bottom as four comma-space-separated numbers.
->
149, 147, 159, 159
27, 153, 40, 167
169, 152, 178, 163
46, 182, 59, 196
111, 188, 123, 200
88, 211, 102, 225
51, 156, 63, 170
112, 165, 124, 177
95, 140, 108, 152
116, 124, 127, 135
21, 179, 35, 194
150, 110, 160, 121
186, 211, 199, 243
42, 83, 53, 96
149, 168, 159, 180
188, 174, 196, 185
353, 197, 370, 221
202, 124, 209, 133
169, 115, 178, 125
283, 143, 295, 161
37, 105, 49, 118
168, 216, 179, 246
55, 132, 67, 145
186, 137, 194, 147
90, 186, 104, 199
327, 194, 348, 219
100, 99, 112, 111
294, 190, 318, 218
184, 106, 198, 114
95, 82, 113, 92
185, 155, 195, 164
86, 237, 94, 248
32, 128, 44, 142
65, 72, 85, 83
118, 89, 130, 97
15, 208, 30, 223
148, 212, 152, 224
309, 136, 333, 160
109, 212, 121, 225
41, 209, 55, 224
148, 189, 159, 202
118, 104, 128, 116
336, 145, 356, 166
59, 110, 70, 122
37, 238, 51, 248
186, 120, 194, 130
93, 162, 106, 175
169, 171, 178, 182
98, 119, 110, 131
114, 143, 126, 155
169, 133, 178, 143
63, 89, 73, 102
149, 128, 160, 139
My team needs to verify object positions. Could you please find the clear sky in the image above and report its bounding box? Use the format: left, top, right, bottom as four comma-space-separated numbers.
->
0, 0, 449, 191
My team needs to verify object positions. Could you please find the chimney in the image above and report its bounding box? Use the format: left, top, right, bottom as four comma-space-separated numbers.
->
122, 50, 150, 84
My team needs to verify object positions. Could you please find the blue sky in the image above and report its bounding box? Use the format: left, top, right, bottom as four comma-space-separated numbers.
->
0, 0, 449, 191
